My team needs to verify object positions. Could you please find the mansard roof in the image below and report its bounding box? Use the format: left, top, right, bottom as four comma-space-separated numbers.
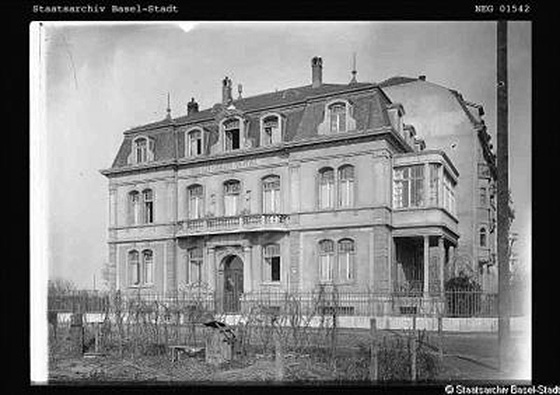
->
106, 81, 401, 171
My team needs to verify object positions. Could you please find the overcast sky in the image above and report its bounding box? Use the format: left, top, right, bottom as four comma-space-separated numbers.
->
38, 21, 531, 289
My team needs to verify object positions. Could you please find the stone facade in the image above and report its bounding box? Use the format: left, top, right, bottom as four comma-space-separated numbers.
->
101, 58, 461, 311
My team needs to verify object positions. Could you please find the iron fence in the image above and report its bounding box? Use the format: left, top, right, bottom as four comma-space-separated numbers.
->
48, 289, 501, 318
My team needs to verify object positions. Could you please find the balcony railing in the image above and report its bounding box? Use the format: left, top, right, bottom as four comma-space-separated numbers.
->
178, 213, 289, 235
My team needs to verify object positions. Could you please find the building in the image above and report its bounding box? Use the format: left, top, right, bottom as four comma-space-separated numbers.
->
380, 77, 498, 292
100, 57, 460, 314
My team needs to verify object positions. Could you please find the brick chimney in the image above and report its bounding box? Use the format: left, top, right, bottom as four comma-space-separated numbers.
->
187, 97, 199, 116
418, 75, 426, 81
311, 57, 323, 88
222, 76, 233, 105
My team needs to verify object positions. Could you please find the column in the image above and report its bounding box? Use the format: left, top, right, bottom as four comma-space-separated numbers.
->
449, 245, 456, 278
423, 236, 430, 297
208, 247, 217, 292
438, 165, 444, 207
423, 163, 429, 207
243, 246, 253, 293
439, 237, 445, 297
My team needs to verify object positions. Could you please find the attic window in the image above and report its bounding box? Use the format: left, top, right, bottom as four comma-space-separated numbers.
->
260, 114, 282, 146
187, 129, 203, 157
223, 118, 241, 151
329, 103, 347, 133
131, 136, 155, 164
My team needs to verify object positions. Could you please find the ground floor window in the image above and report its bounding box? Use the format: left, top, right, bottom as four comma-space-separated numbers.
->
188, 247, 203, 284
263, 244, 281, 282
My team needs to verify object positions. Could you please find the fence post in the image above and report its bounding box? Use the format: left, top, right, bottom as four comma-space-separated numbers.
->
369, 318, 378, 382
410, 330, 418, 382
274, 325, 284, 381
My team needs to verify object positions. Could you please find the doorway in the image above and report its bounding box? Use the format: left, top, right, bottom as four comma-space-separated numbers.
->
222, 255, 244, 312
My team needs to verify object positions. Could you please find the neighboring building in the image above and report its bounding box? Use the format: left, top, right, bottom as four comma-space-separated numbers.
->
380, 76, 498, 292
101, 57, 460, 314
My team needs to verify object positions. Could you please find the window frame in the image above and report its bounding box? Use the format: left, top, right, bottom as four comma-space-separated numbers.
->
187, 247, 203, 284
318, 239, 335, 283
186, 127, 204, 157
128, 190, 141, 225
259, 113, 283, 146
479, 226, 488, 248
262, 175, 281, 214
223, 179, 241, 216
329, 102, 347, 133
337, 239, 356, 283
128, 250, 140, 286
221, 117, 244, 152
142, 188, 154, 224
142, 249, 154, 285
318, 167, 335, 210
393, 165, 425, 209
263, 243, 281, 283
187, 184, 204, 219
337, 164, 355, 208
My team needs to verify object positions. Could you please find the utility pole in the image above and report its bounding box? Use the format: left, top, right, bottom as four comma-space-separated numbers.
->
497, 20, 510, 374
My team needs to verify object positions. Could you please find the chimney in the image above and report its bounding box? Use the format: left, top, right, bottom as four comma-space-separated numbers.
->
311, 56, 323, 88
222, 76, 232, 105
418, 75, 426, 81
187, 97, 199, 116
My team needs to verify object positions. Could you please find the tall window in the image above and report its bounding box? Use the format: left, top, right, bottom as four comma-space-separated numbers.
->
443, 172, 456, 215
187, 184, 204, 219
319, 240, 334, 282
338, 239, 355, 282
329, 103, 346, 133
135, 138, 148, 163
129, 250, 140, 285
479, 227, 488, 247
429, 164, 440, 206
129, 191, 141, 225
224, 180, 241, 216
262, 176, 280, 213
319, 168, 335, 209
262, 116, 279, 146
263, 244, 281, 282
224, 119, 241, 151
143, 250, 154, 284
188, 130, 203, 157
143, 189, 154, 223
338, 165, 354, 207
188, 247, 203, 284
393, 165, 424, 208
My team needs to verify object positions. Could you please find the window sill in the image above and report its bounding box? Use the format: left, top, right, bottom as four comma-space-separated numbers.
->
127, 284, 154, 289
260, 282, 282, 286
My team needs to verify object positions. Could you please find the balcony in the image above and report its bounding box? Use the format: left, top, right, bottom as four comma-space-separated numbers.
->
177, 213, 289, 236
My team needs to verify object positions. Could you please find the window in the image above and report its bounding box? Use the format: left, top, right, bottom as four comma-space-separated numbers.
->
319, 240, 334, 282
224, 180, 241, 216
143, 189, 154, 224
188, 247, 203, 284
263, 244, 281, 282
187, 184, 204, 219
338, 239, 355, 281
480, 187, 487, 206
143, 250, 154, 284
393, 165, 424, 208
262, 176, 280, 213
338, 165, 354, 207
479, 227, 488, 247
319, 168, 335, 209
329, 103, 346, 133
188, 130, 203, 157
429, 164, 440, 206
128, 191, 141, 225
443, 172, 456, 215
224, 119, 241, 151
262, 116, 279, 146
135, 138, 148, 163
128, 250, 140, 285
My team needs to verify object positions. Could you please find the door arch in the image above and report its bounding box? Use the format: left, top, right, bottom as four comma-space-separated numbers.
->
222, 255, 244, 312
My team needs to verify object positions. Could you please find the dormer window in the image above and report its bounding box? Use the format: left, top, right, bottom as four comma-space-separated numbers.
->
260, 114, 282, 146
129, 136, 155, 165
223, 118, 241, 151
329, 103, 347, 133
187, 129, 203, 157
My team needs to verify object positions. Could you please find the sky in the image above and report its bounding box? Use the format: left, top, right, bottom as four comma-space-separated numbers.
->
37, 21, 531, 289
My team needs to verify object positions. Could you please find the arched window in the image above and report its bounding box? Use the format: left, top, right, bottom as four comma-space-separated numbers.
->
128, 191, 141, 225
338, 239, 355, 281
128, 250, 140, 285
187, 129, 203, 157
142, 250, 154, 284
224, 180, 241, 216
223, 118, 241, 151
135, 137, 148, 163
261, 115, 280, 146
143, 189, 154, 224
263, 244, 281, 282
338, 165, 355, 207
187, 184, 204, 219
329, 102, 347, 133
479, 227, 488, 247
318, 240, 334, 282
262, 175, 280, 213
319, 168, 335, 209
188, 247, 203, 284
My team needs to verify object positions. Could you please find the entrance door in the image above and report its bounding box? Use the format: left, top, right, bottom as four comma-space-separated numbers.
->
223, 255, 243, 312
